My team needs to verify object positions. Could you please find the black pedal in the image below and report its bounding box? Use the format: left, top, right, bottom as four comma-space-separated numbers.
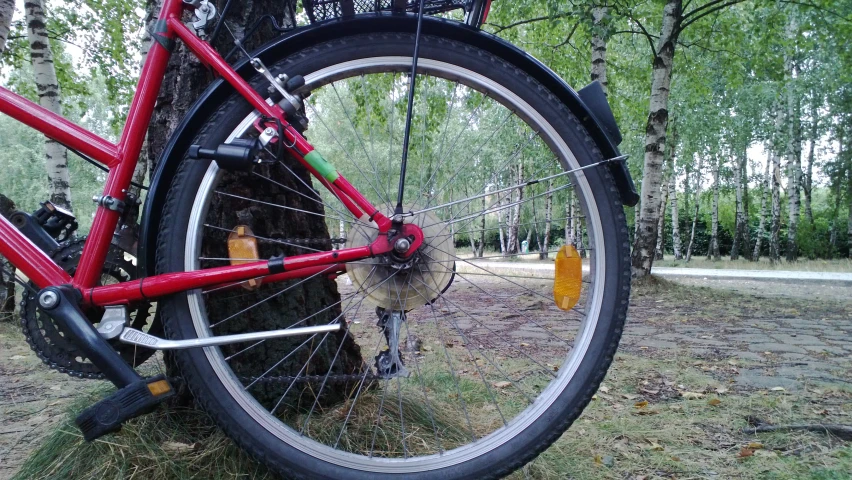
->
75, 375, 175, 441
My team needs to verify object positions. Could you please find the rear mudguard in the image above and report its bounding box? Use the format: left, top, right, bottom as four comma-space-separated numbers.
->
139, 14, 638, 277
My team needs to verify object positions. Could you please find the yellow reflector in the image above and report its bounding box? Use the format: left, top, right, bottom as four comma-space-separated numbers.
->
553, 245, 582, 311
147, 380, 172, 396
228, 225, 262, 290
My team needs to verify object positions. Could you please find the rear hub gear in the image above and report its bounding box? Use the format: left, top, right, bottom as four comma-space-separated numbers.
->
345, 205, 455, 309
20, 239, 157, 379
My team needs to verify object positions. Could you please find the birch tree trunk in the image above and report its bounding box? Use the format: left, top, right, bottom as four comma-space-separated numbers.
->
476, 196, 485, 257
630, 0, 683, 276
685, 155, 704, 262
498, 190, 507, 255
146, 0, 363, 405
769, 150, 782, 264
590, 5, 609, 95
655, 169, 670, 260
576, 195, 587, 258
26, 0, 73, 211
0, 0, 13, 54
847, 146, 852, 260
507, 160, 523, 254
804, 96, 818, 225
670, 168, 682, 259
732, 150, 748, 260
752, 151, 771, 261
539, 182, 553, 259
784, 14, 801, 263
707, 155, 721, 261
565, 191, 575, 246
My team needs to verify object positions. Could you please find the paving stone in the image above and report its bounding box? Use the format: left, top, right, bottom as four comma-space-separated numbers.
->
778, 353, 819, 362
735, 369, 801, 390
802, 345, 847, 355
729, 351, 767, 362
769, 334, 826, 346
747, 343, 808, 354
624, 325, 660, 336
729, 334, 772, 343
637, 339, 679, 350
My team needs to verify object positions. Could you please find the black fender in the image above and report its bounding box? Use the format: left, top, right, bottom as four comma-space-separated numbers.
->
139, 14, 638, 277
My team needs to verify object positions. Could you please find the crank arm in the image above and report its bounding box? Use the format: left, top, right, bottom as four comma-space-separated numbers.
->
118, 324, 341, 350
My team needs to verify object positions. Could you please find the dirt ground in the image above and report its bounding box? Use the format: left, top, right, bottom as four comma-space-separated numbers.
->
2, 275, 851, 479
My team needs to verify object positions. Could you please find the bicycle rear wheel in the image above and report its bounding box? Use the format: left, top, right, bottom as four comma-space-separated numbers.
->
156, 31, 630, 479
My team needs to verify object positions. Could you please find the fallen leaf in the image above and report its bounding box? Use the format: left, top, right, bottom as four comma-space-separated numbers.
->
671, 456, 681, 461
492, 381, 511, 389
622, 393, 639, 400
49, 385, 61, 391
707, 398, 722, 406
647, 442, 664, 451
715, 387, 729, 394
634, 400, 649, 408
747, 442, 764, 449
9, 355, 26, 360
593, 454, 602, 465
738, 447, 755, 458
770, 387, 786, 392
445, 343, 454, 348
421, 345, 433, 352
681, 391, 705, 399
599, 385, 610, 393
592, 394, 599, 401
641, 388, 660, 395
520, 342, 530, 347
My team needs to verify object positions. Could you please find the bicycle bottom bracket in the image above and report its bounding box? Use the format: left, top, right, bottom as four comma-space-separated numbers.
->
345, 204, 455, 310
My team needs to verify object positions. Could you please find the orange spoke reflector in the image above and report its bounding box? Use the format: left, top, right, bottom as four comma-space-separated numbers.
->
228, 225, 262, 290
553, 245, 581, 311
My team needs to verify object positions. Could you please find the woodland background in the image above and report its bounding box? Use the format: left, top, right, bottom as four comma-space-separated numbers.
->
0, 0, 850, 279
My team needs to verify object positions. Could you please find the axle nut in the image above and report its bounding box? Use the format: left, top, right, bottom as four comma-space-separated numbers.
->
394, 238, 411, 254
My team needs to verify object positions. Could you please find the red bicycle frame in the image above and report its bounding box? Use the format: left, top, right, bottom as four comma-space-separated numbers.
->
0, 0, 416, 306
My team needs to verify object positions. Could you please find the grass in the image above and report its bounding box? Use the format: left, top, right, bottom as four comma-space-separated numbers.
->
12, 278, 852, 479
16, 351, 852, 480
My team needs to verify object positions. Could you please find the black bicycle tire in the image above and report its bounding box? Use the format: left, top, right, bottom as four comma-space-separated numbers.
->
156, 31, 630, 480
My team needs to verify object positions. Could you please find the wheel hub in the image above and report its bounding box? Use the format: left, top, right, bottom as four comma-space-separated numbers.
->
345, 205, 455, 310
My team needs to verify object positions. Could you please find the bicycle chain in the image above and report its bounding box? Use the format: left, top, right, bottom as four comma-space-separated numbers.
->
20, 238, 156, 380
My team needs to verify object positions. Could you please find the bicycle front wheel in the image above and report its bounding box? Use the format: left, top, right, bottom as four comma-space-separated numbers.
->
156, 31, 630, 479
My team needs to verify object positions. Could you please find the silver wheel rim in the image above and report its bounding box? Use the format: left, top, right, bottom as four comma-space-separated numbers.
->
184, 56, 606, 473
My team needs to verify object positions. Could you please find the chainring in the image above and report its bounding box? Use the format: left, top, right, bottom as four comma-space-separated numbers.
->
20, 238, 158, 379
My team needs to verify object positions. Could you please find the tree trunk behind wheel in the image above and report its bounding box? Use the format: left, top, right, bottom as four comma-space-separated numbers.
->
145, 0, 365, 407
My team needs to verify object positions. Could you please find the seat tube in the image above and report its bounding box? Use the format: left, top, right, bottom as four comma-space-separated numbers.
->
72, 0, 185, 289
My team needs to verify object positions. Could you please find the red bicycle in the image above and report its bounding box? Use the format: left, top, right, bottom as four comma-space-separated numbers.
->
0, 0, 637, 477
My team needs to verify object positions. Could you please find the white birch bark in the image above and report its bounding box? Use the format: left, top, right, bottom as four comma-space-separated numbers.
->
507, 160, 524, 254
685, 155, 704, 262
804, 96, 818, 225
770, 149, 782, 264
655, 169, 670, 260
670, 168, 682, 260
590, 5, 608, 95
630, 0, 683, 276
752, 151, 771, 261
26, 0, 73, 211
0, 0, 13, 54
784, 14, 801, 262
708, 155, 721, 261
540, 182, 553, 259
732, 150, 747, 260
